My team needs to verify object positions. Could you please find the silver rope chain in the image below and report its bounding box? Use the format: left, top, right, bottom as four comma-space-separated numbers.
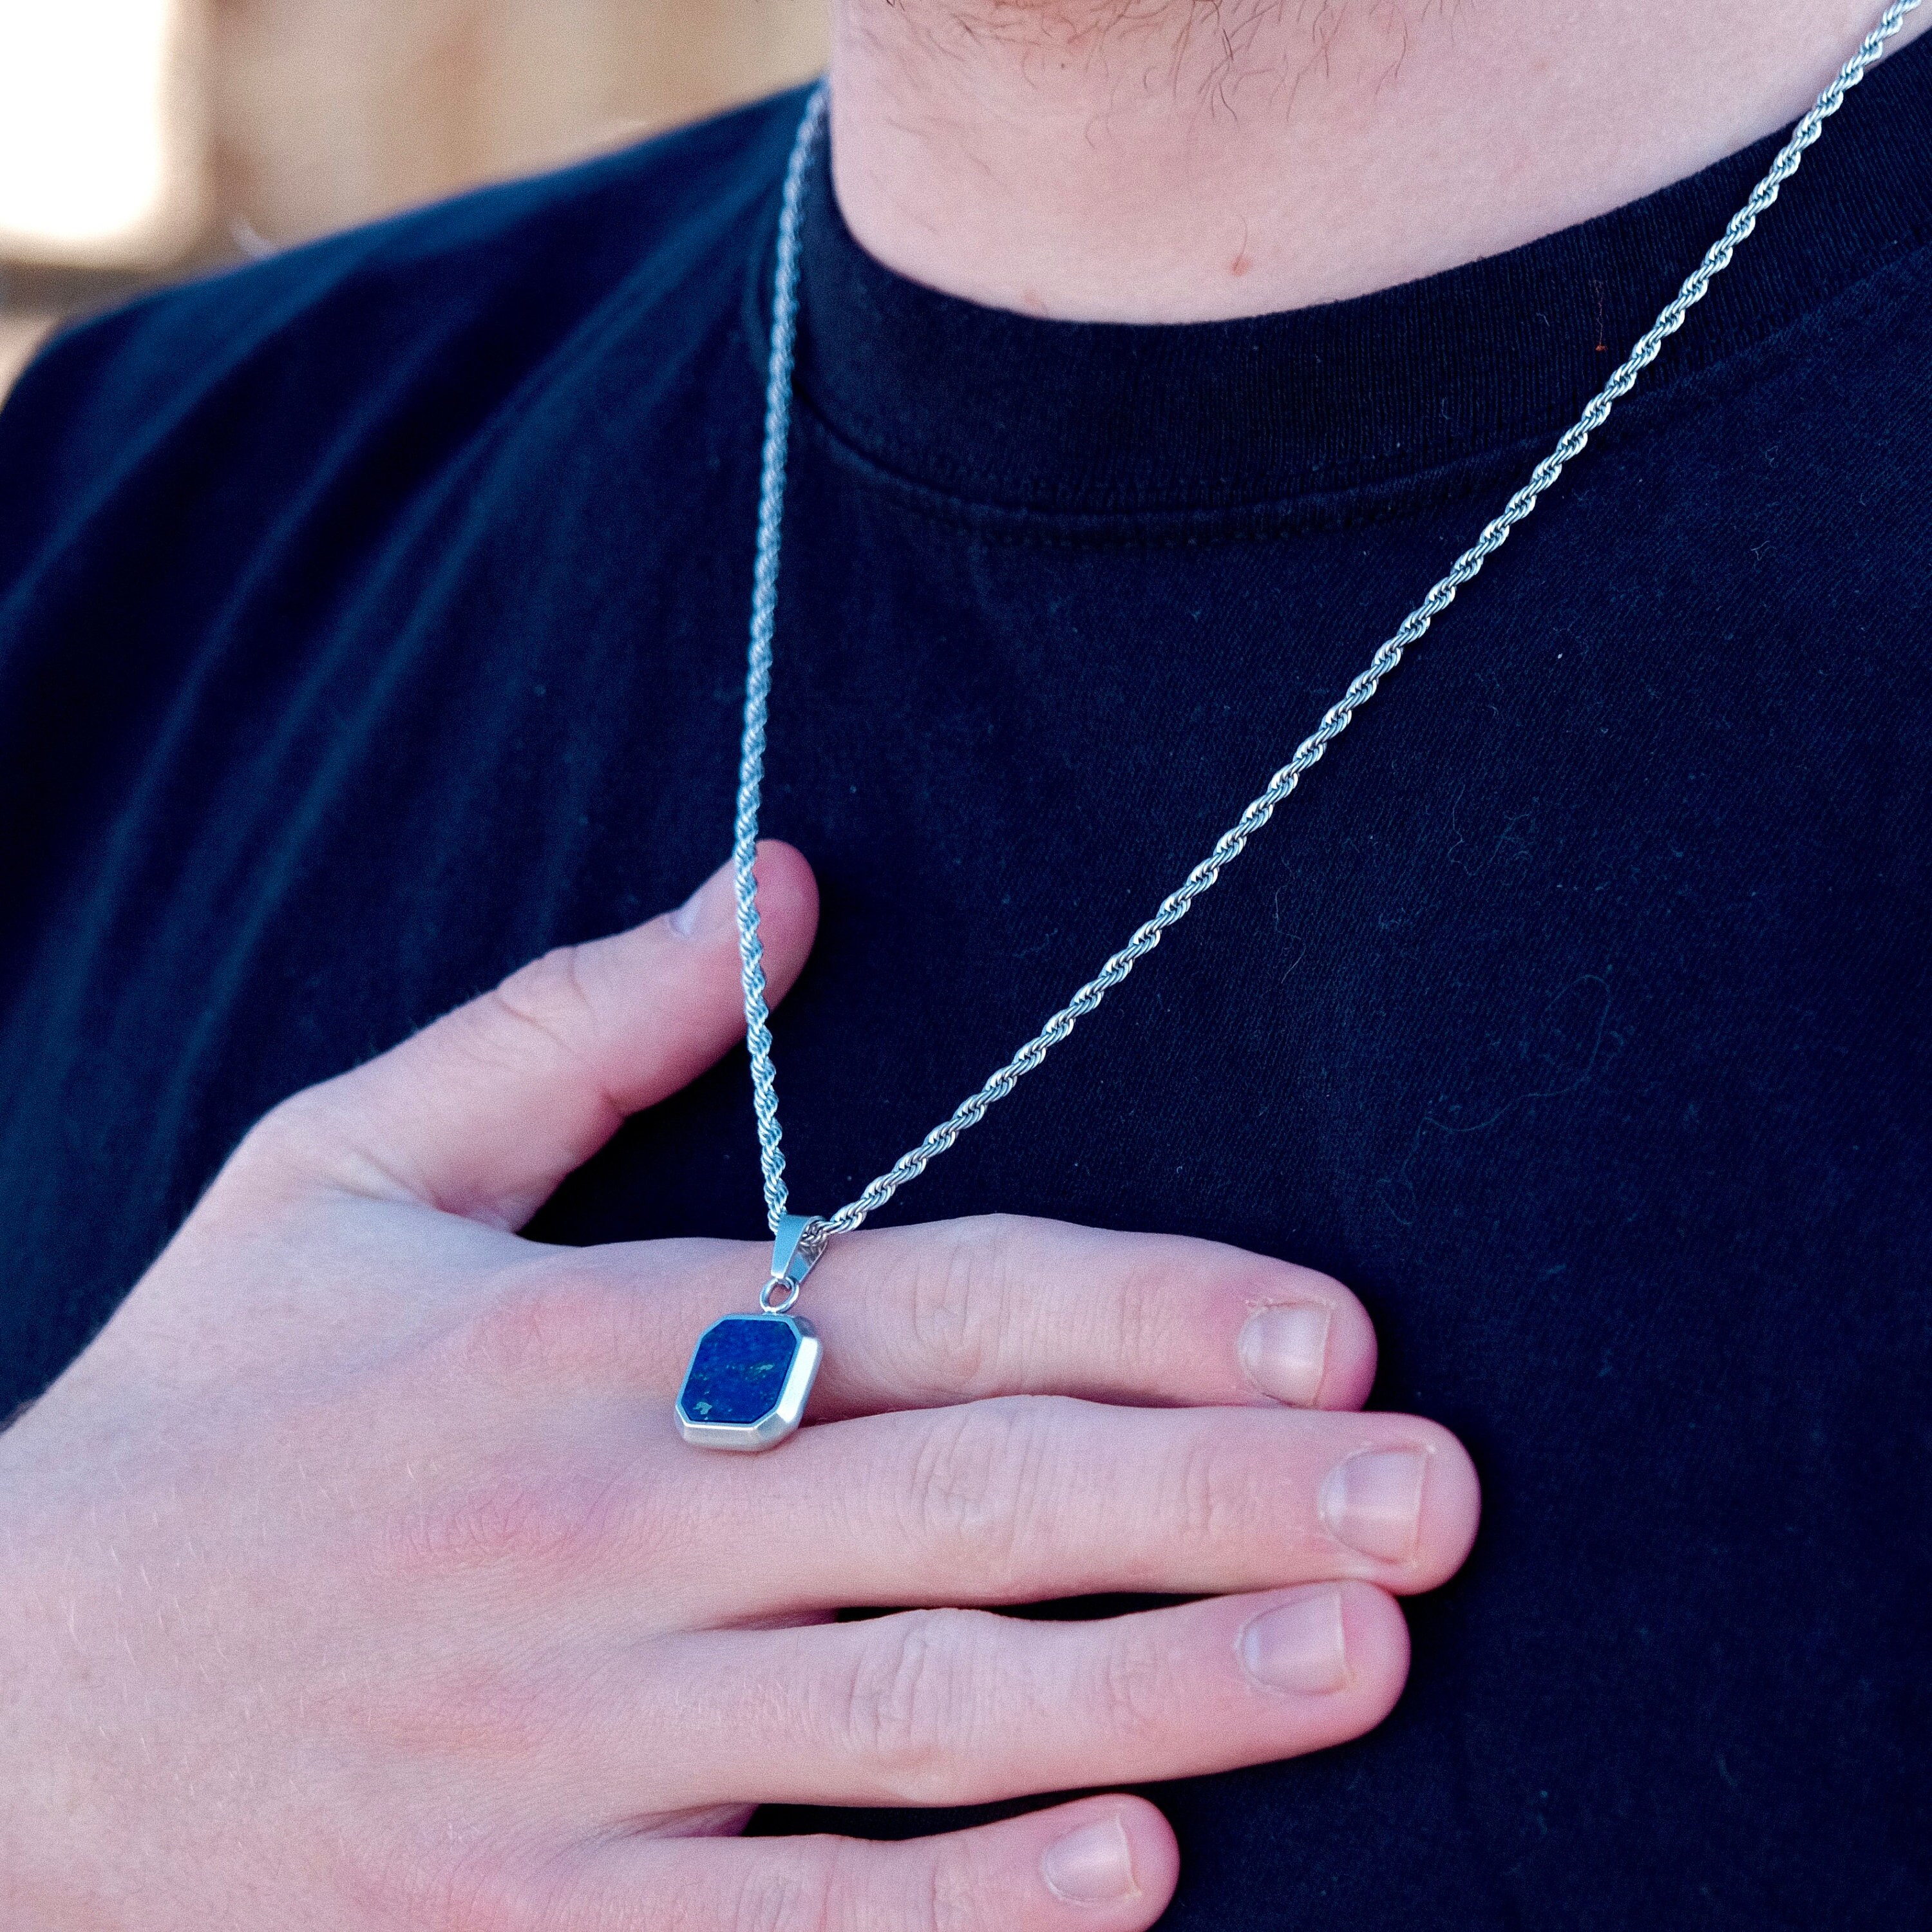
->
732, 0, 1919, 1258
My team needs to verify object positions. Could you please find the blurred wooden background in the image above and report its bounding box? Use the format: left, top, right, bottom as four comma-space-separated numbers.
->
0, 0, 828, 387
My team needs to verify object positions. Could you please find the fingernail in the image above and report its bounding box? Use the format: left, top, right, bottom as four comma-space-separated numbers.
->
1320, 1448, 1428, 1562
1240, 1588, 1350, 1694
669, 862, 735, 939
1041, 1816, 1139, 1906
1238, 1303, 1331, 1406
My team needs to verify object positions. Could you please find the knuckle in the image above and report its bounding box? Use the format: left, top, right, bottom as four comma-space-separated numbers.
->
1093, 1622, 1178, 1746
1103, 1258, 1174, 1384
223, 1074, 426, 1214
724, 1855, 836, 1932
902, 1399, 1054, 1578
924, 1832, 985, 1932
223, 1084, 343, 1190
832, 1609, 989, 1803
231, 1089, 315, 1168
453, 1261, 656, 1385
361, 1842, 529, 1932
897, 1218, 1024, 1397
371, 1655, 563, 1764
488, 945, 601, 1065
1164, 1422, 1262, 1553
372, 1457, 643, 1583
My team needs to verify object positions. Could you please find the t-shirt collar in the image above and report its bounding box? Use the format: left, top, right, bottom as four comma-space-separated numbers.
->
781, 33, 1932, 515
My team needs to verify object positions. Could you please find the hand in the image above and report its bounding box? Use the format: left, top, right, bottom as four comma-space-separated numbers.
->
0, 844, 1479, 1932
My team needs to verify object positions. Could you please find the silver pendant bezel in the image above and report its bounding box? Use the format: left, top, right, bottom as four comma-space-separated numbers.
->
676, 1312, 821, 1452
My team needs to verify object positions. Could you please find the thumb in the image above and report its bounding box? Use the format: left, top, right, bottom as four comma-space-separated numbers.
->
285, 842, 817, 1229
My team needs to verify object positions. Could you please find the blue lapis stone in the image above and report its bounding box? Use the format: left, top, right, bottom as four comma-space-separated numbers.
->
679, 1315, 800, 1426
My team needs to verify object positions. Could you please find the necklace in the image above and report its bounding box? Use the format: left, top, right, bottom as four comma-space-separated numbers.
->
674, 0, 1920, 1450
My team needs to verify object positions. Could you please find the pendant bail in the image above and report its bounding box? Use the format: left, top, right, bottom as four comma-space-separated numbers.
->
759, 1213, 824, 1314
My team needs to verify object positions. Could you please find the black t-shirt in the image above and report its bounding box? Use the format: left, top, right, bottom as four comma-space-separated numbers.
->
1, 42, 1928, 1929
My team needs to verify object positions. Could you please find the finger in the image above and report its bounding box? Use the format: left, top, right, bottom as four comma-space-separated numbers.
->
799, 1216, 1377, 1412
549, 1797, 1178, 1932
608, 1582, 1406, 1812
692, 1397, 1479, 1615
767, 1215, 1379, 1412
252, 843, 817, 1229
471, 1214, 1378, 1413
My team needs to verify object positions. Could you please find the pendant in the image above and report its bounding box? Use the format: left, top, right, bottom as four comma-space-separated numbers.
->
676, 1215, 824, 1451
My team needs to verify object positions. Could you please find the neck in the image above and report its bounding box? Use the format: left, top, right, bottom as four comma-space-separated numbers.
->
826, 0, 1927, 322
